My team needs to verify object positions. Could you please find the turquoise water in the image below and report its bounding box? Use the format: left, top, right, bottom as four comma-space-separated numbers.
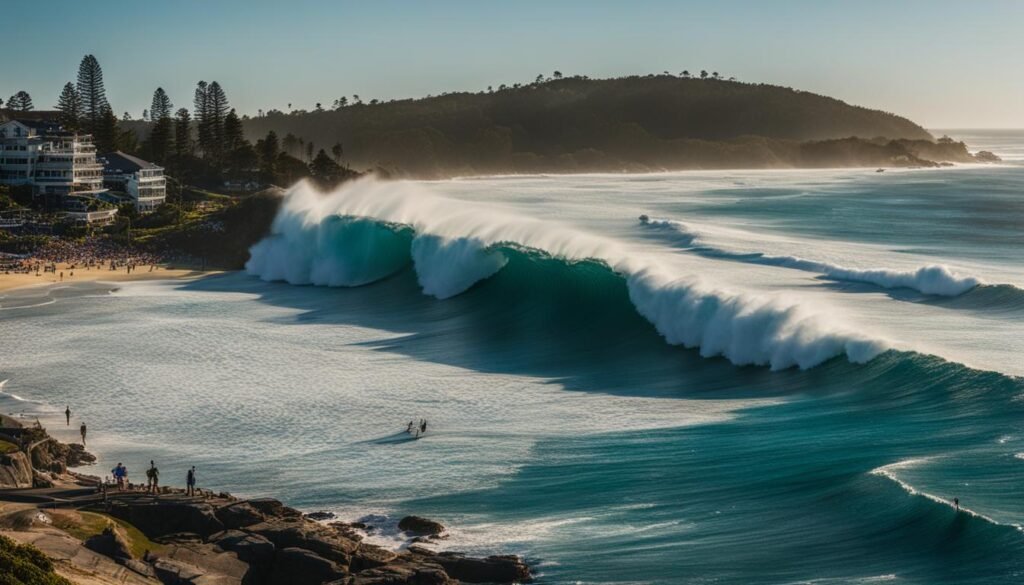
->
2, 132, 1023, 583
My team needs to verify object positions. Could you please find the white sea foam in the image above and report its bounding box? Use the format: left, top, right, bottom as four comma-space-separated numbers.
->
246, 179, 888, 370
644, 218, 984, 297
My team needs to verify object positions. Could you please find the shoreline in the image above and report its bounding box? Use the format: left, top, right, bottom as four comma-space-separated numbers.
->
0, 263, 228, 293
0, 422, 531, 584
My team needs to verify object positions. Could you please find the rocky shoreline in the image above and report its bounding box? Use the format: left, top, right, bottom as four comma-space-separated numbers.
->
0, 425, 532, 584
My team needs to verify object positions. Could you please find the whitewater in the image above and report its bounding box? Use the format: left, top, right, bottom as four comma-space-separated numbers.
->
2, 130, 1024, 584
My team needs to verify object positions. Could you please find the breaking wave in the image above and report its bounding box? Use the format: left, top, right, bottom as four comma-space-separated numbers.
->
246, 179, 887, 370
642, 217, 988, 297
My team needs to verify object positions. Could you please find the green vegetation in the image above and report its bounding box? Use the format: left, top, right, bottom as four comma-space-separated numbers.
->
0, 534, 71, 585
240, 73, 938, 177
50, 511, 163, 559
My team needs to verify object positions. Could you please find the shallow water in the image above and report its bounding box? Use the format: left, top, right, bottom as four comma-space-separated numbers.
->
2, 131, 1023, 584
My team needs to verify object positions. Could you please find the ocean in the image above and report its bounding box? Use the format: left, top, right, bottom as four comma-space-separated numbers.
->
2, 130, 1023, 584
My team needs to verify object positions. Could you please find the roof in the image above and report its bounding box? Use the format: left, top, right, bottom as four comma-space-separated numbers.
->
101, 151, 162, 173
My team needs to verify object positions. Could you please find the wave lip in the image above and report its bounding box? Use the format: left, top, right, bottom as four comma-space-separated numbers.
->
246, 179, 891, 370
643, 217, 985, 297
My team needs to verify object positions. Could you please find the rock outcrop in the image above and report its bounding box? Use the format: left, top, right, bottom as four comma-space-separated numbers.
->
398, 516, 446, 536
0, 451, 33, 488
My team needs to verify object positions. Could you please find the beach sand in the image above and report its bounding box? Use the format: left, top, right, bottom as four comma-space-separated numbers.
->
0, 263, 224, 293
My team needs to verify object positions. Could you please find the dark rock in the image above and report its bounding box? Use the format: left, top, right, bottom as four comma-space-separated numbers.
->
305, 511, 336, 521
124, 558, 158, 578
209, 529, 275, 566
84, 527, 133, 561
215, 502, 266, 529
152, 557, 207, 584
269, 547, 347, 585
431, 553, 532, 583
350, 557, 453, 585
108, 501, 224, 539
246, 497, 284, 516
328, 522, 365, 542
350, 543, 398, 572
398, 516, 445, 536
157, 532, 205, 544
248, 519, 358, 566
246, 497, 300, 518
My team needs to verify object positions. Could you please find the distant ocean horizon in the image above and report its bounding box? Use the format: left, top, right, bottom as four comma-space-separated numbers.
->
3, 129, 1023, 584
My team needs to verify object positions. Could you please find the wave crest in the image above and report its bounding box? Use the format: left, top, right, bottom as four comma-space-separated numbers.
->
643, 217, 984, 297
246, 179, 888, 370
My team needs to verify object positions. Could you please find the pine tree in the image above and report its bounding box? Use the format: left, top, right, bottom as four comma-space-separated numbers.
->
77, 55, 110, 134
193, 81, 211, 156
256, 131, 280, 183
310, 148, 343, 188
7, 91, 34, 111
206, 81, 230, 161
56, 83, 82, 131
150, 88, 173, 121
223, 108, 244, 152
173, 108, 192, 158
93, 106, 120, 153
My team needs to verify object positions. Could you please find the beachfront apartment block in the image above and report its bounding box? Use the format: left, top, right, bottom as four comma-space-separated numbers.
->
0, 119, 107, 200
100, 151, 167, 212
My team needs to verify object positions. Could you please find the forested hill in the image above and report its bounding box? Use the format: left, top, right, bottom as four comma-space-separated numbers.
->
241, 75, 934, 177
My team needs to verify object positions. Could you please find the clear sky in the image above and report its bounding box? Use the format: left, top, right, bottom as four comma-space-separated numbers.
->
5, 0, 1023, 128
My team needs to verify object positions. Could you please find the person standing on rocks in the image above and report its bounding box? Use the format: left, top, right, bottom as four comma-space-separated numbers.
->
147, 460, 160, 494
186, 466, 196, 496
65, 406, 71, 426
80, 422, 87, 445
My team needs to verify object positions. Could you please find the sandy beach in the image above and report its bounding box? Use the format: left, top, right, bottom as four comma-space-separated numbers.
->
0, 263, 224, 293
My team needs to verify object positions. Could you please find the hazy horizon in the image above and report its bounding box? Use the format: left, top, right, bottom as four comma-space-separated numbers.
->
5, 0, 1024, 128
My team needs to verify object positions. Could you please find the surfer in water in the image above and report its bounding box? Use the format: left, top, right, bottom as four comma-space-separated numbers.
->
406, 421, 415, 433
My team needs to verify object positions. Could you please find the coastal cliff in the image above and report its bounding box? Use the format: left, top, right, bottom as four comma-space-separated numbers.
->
0, 426, 531, 585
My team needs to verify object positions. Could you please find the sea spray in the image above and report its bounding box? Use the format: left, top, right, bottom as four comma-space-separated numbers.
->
246, 179, 889, 369
644, 217, 985, 296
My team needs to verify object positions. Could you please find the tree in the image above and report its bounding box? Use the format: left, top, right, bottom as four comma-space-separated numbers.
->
150, 88, 173, 121
56, 83, 81, 130
193, 81, 211, 156
331, 142, 344, 163
256, 130, 280, 183
223, 108, 244, 152
93, 106, 120, 153
77, 55, 110, 134
0, 96, 4, 108
7, 91, 33, 111
173, 108, 192, 158
282, 133, 300, 158
305, 141, 314, 162
712, 71, 721, 80
553, 71, 563, 79
142, 109, 149, 121
309, 149, 345, 188
206, 81, 229, 160
700, 70, 709, 79
315, 102, 323, 112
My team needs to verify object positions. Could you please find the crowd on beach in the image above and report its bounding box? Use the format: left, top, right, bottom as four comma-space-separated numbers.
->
1, 237, 178, 276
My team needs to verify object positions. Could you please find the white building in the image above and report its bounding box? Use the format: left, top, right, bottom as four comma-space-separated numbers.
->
0, 119, 107, 199
100, 151, 167, 212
